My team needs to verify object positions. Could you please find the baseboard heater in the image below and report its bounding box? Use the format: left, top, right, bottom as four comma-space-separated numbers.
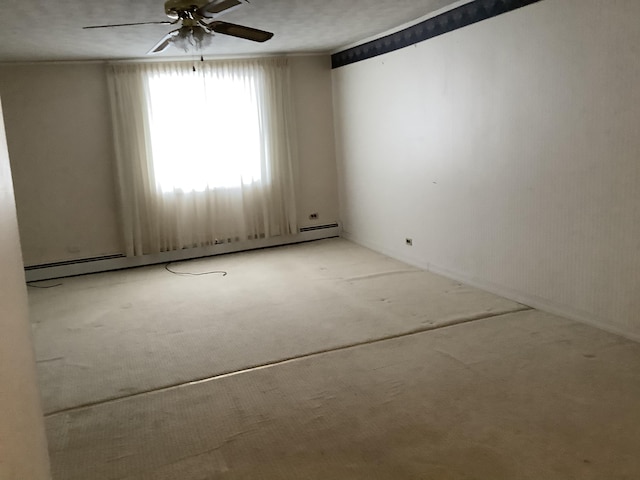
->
24, 254, 126, 271
25, 223, 341, 282
299, 223, 340, 233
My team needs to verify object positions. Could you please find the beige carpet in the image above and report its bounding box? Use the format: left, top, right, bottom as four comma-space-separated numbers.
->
30, 238, 525, 414
46, 309, 640, 480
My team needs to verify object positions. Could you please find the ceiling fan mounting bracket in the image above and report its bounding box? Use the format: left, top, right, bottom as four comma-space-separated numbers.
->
165, 0, 208, 19
164, 0, 238, 20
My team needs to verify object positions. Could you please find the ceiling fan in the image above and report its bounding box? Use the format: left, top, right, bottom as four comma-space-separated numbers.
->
83, 0, 274, 54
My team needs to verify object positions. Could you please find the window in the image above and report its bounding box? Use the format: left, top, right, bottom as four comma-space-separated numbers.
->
146, 70, 262, 192
108, 58, 297, 256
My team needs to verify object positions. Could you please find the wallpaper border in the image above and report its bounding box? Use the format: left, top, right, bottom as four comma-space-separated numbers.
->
331, 0, 543, 69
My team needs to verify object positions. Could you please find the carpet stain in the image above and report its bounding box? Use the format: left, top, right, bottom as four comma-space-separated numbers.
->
345, 269, 421, 282
37, 356, 65, 364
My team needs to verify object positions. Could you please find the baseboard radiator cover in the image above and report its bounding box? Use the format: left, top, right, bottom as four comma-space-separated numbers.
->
25, 224, 341, 282
25, 254, 127, 271
299, 222, 340, 233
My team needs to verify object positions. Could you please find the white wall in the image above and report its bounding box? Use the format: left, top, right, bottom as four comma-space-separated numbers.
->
290, 56, 339, 227
333, 0, 640, 339
0, 98, 51, 479
0, 63, 122, 266
0, 55, 339, 267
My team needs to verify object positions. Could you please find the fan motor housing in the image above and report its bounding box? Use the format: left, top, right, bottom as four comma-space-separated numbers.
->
164, 0, 210, 19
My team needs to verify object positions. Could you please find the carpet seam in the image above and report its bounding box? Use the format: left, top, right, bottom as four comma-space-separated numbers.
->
44, 306, 532, 418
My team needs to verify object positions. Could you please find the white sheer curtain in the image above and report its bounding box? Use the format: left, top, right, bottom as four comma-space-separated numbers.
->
107, 57, 297, 256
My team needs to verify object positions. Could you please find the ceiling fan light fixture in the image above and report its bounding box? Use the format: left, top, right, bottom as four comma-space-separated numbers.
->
171, 25, 213, 52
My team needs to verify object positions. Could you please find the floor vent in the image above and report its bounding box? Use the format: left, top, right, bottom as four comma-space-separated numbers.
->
299, 223, 340, 233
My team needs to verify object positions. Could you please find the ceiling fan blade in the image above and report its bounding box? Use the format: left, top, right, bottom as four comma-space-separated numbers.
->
148, 29, 180, 54
207, 21, 273, 42
197, 0, 243, 18
83, 21, 174, 29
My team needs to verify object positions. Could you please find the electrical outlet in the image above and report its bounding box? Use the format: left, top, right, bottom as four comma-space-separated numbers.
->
405, 238, 413, 246
309, 213, 319, 220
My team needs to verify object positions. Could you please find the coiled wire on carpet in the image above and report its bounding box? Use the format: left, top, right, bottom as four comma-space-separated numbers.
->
164, 262, 227, 277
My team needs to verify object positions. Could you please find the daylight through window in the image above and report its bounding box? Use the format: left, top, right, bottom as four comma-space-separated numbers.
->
146, 70, 262, 192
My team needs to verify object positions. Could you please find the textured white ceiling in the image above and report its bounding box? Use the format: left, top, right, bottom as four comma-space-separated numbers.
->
0, 0, 462, 62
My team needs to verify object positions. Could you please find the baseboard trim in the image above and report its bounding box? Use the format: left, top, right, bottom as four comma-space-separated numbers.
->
342, 231, 640, 344
25, 225, 341, 282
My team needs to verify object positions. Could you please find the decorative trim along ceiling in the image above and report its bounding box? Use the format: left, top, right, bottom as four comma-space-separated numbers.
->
331, 0, 543, 69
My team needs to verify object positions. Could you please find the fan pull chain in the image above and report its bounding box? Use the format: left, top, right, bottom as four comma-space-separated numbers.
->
193, 55, 204, 72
